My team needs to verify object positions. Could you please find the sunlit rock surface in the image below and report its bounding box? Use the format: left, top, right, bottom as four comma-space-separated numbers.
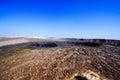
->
0, 37, 120, 80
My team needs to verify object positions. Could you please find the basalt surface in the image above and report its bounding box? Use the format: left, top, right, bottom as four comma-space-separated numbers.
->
0, 38, 120, 80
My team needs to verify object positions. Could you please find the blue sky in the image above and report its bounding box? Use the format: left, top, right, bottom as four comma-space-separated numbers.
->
0, 0, 120, 39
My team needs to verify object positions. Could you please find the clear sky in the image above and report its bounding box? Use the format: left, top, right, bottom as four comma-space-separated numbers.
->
0, 0, 120, 39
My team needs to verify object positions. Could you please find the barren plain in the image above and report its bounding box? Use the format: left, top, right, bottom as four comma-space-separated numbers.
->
0, 37, 120, 80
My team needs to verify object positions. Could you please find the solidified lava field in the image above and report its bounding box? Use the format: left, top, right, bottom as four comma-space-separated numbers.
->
0, 37, 120, 80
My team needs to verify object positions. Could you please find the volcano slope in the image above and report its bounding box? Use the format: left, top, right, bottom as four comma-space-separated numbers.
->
0, 39, 120, 80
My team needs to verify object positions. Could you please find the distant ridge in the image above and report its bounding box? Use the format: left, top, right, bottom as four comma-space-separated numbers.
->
0, 36, 120, 47
80, 39, 120, 46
